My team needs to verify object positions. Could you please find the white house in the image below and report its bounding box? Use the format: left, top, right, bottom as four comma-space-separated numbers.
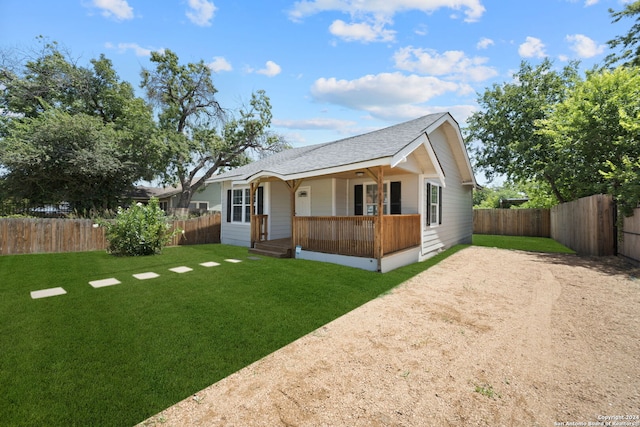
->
208, 112, 476, 272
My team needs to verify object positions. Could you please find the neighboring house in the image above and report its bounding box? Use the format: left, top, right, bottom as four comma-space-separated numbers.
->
130, 181, 222, 213
208, 112, 476, 272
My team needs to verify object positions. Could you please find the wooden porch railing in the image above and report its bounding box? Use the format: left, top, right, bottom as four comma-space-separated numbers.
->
383, 214, 422, 255
293, 214, 421, 258
251, 214, 268, 245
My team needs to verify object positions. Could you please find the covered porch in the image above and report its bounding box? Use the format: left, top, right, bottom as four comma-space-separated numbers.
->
247, 165, 423, 271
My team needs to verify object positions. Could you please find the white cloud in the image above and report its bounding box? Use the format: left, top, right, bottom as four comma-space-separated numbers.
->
256, 61, 282, 77
310, 72, 460, 114
207, 56, 232, 72
329, 19, 396, 43
92, 0, 133, 20
104, 42, 153, 56
273, 117, 357, 131
289, 0, 486, 23
186, 0, 216, 27
518, 36, 546, 58
476, 37, 494, 50
585, 0, 599, 5
393, 46, 497, 82
566, 34, 605, 58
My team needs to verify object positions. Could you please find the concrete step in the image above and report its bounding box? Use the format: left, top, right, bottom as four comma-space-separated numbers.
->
248, 247, 291, 258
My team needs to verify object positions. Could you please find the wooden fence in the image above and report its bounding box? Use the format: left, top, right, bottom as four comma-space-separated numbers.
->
0, 213, 221, 255
620, 207, 640, 264
550, 194, 615, 256
473, 209, 551, 237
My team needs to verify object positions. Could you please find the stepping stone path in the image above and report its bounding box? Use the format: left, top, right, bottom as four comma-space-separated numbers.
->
200, 261, 220, 267
89, 278, 121, 288
133, 272, 160, 280
31, 259, 241, 299
31, 287, 67, 299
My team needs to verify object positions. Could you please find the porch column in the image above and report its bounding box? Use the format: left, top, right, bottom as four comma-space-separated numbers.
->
249, 181, 258, 248
376, 166, 384, 271
286, 179, 303, 256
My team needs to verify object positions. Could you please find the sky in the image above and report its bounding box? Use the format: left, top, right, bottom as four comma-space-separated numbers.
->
0, 0, 634, 177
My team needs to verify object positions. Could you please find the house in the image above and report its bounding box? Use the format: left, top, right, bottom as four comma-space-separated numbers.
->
208, 112, 476, 272
130, 182, 222, 214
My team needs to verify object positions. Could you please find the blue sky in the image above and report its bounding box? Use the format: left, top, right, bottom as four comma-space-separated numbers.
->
0, 0, 632, 154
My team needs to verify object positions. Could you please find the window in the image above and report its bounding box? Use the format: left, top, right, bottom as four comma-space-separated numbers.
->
226, 187, 263, 223
189, 201, 209, 211
426, 182, 442, 226
364, 183, 388, 215
354, 182, 401, 215
231, 188, 251, 223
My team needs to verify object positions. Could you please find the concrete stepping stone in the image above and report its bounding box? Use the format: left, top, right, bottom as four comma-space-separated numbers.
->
31, 287, 67, 299
169, 266, 193, 273
200, 261, 220, 267
224, 259, 242, 263
133, 272, 160, 280
89, 278, 121, 288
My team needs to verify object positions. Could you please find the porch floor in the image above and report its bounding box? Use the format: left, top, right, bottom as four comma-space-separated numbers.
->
249, 238, 292, 259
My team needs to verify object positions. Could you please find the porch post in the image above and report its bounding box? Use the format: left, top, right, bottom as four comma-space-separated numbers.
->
287, 179, 303, 256
249, 181, 257, 248
376, 166, 384, 271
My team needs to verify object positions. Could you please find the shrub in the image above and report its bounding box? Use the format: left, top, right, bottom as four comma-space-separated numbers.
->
99, 198, 180, 256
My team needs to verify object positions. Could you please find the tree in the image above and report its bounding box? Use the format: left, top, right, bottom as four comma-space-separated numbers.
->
606, 1, 640, 67
465, 59, 581, 203
0, 39, 161, 211
141, 49, 287, 209
539, 66, 640, 216
0, 109, 136, 210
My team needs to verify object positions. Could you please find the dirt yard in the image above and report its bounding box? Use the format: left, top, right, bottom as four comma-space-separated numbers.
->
139, 246, 640, 427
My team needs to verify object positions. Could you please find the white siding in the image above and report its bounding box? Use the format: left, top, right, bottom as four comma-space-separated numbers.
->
421, 125, 473, 258
269, 181, 291, 239
304, 178, 333, 216
334, 179, 348, 215
220, 181, 251, 247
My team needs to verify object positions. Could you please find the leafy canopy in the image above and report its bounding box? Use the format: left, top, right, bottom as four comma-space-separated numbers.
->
606, 1, 640, 67
465, 59, 580, 203
140, 50, 288, 209
0, 39, 161, 211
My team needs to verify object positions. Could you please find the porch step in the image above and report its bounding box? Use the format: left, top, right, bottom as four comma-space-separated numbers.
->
249, 240, 292, 258
248, 247, 291, 258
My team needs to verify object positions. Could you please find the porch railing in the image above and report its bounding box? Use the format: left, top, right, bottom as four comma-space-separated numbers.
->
251, 214, 268, 245
293, 214, 421, 258
383, 214, 422, 255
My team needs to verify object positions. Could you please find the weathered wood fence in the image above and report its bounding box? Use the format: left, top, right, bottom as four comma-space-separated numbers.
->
0, 213, 221, 255
473, 209, 551, 237
620, 206, 640, 264
550, 194, 615, 256
474, 194, 620, 256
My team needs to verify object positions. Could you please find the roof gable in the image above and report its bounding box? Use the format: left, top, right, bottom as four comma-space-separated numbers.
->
210, 112, 475, 186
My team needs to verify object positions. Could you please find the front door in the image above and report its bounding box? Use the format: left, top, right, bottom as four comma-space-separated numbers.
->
296, 186, 311, 216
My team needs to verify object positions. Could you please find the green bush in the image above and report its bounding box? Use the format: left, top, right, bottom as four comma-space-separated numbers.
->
99, 198, 180, 256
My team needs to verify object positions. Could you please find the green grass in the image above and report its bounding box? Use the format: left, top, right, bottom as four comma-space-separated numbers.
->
0, 244, 467, 426
472, 234, 575, 254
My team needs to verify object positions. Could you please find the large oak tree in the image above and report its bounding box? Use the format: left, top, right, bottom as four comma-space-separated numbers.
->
141, 49, 287, 209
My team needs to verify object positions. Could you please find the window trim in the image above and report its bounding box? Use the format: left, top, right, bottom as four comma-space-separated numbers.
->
228, 186, 263, 224
425, 181, 442, 227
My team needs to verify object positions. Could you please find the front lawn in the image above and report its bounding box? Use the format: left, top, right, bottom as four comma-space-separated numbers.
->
472, 234, 575, 253
0, 244, 465, 426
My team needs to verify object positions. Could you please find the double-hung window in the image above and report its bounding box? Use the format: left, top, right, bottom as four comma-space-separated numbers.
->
425, 181, 442, 226
232, 188, 251, 223
227, 187, 263, 223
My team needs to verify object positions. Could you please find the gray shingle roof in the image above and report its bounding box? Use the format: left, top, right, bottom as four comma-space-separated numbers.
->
211, 112, 449, 182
